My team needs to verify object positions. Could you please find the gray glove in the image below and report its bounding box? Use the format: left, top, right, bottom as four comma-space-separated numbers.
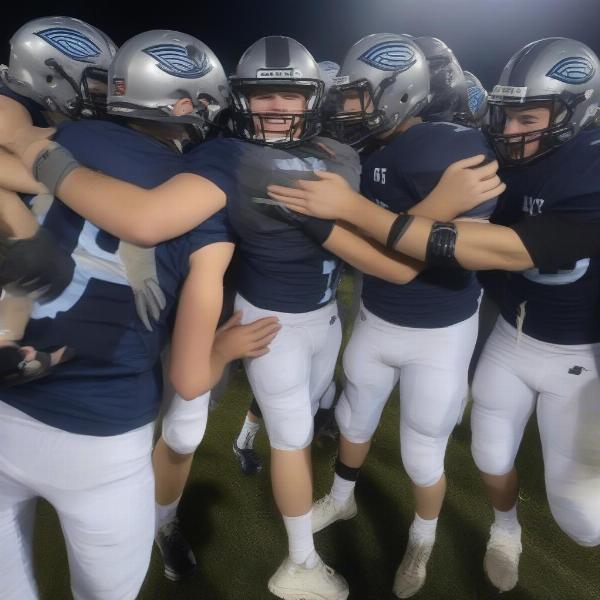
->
118, 241, 166, 331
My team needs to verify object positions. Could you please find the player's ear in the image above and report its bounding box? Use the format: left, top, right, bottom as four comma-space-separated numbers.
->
171, 98, 194, 116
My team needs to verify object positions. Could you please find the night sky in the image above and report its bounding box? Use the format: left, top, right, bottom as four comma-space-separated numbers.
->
2, 0, 600, 89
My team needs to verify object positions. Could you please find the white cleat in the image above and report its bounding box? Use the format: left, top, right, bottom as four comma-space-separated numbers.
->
392, 539, 434, 599
268, 556, 349, 600
484, 523, 522, 592
311, 493, 358, 534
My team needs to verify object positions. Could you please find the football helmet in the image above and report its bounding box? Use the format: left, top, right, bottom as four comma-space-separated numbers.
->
107, 30, 228, 135
0, 16, 117, 118
229, 36, 325, 147
414, 36, 468, 123
323, 33, 430, 146
486, 37, 600, 164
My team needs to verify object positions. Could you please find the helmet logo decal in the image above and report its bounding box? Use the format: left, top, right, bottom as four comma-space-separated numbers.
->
358, 42, 416, 72
546, 57, 595, 85
35, 28, 102, 63
467, 86, 486, 114
143, 44, 213, 79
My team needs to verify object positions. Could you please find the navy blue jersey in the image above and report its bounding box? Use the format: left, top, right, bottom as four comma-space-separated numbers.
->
361, 121, 497, 327
0, 80, 50, 127
187, 137, 361, 313
1, 120, 233, 435
491, 128, 600, 344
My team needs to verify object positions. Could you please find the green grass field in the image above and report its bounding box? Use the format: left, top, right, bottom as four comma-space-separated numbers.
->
33, 276, 600, 600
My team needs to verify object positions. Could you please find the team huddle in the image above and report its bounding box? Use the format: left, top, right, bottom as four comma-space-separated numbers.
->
0, 15, 599, 600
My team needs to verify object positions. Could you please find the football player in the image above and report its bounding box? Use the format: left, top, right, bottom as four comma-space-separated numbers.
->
0, 30, 278, 600
267, 33, 502, 599
470, 37, 600, 592
0, 17, 125, 384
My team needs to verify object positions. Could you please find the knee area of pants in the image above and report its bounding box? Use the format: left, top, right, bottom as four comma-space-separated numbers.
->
551, 506, 600, 547
162, 421, 206, 456
268, 422, 313, 451
471, 443, 514, 477
334, 397, 374, 443
405, 464, 444, 488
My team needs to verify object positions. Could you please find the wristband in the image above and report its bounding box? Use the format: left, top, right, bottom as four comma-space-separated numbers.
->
425, 221, 461, 268
386, 213, 414, 249
32, 142, 81, 194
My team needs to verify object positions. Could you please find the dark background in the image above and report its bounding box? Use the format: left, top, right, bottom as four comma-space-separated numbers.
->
2, 0, 600, 90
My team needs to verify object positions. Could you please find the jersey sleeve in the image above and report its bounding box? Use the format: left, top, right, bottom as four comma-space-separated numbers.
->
185, 138, 241, 201
185, 208, 234, 255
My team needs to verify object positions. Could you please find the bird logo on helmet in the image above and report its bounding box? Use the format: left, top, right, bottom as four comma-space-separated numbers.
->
106, 30, 228, 140
0, 16, 117, 118
321, 33, 430, 147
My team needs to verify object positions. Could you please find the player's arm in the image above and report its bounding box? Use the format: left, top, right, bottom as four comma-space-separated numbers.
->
169, 243, 281, 400
377, 212, 600, 272
0, 117, 227, 246
0, 148, 46, 195
0, 188, 38, 238
322, 223, 422, 284
267, 155, 505, 240
54, 169, 227, 246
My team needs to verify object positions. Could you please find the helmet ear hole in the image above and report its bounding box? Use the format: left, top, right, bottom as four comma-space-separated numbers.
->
400, 93, 408, 103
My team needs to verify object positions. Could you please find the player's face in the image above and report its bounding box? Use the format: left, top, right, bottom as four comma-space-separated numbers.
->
249, 91, 306, 138
503, 106, 551, 158
341, 88, 374, 114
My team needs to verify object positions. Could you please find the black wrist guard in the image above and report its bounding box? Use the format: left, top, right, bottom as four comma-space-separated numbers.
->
386, 213, 414, 250
426, 222, 461, 269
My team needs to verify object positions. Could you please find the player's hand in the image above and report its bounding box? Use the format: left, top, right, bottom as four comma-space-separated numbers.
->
118, 242, 166, 332
0, 227, 75, 302
213, 312, 281, 362
429, 155, 506, 218
0, 96, 55, 163
267, 171, 362, 221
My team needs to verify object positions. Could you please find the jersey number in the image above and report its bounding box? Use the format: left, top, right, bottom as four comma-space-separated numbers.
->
373, 168, 387, 184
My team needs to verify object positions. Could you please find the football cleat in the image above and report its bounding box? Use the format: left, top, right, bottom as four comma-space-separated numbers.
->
483, 523, 522, 592
155, 518, 197, 581
232, 439, 263, 475
268, 555, 349, 600
392, 539, 434, 598
312, 492, 357, 534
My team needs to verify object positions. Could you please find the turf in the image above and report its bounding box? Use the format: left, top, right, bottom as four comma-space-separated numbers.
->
33, 275, 600, 600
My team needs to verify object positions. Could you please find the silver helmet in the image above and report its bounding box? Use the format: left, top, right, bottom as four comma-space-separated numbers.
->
318, 61, 340, 92
0, 16, 117, 118
229, 36, 325, 147
487, 37, 600, 164
414, 36, 468, 123
322, 33, 430, 146
462, 70, 489, 125
107, 30, 228, 134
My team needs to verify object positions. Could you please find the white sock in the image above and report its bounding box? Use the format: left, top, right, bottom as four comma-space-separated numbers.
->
282, 511, 319, 568
156, 496, 181, 532
493, 505, 520, 534
408, 513, 438, 544
330, 473, 356, 506
236, 416, 261, 450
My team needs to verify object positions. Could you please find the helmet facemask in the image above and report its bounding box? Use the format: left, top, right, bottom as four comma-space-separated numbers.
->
486, 96, 576, 165
322, 79, 389, 146
229, 79, 324, 147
